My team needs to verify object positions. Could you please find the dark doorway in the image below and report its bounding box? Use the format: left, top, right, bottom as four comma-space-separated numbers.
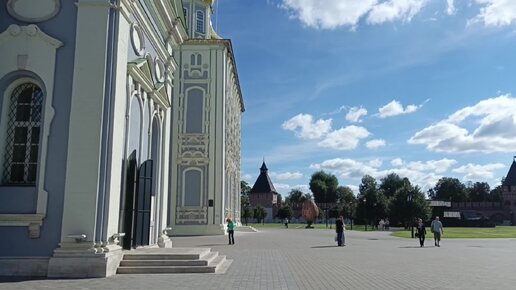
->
134, 159, 153, 247
120, 150, 138, 250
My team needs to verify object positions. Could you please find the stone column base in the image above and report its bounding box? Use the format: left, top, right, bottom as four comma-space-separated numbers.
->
47, 243, 123, 278
158, 233, 172, 248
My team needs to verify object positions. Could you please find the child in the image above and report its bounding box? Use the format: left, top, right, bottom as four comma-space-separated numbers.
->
227, 218, 235, 245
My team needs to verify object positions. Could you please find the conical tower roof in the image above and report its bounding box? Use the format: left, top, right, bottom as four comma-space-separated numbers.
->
503, 157, 516, 186
250, 162, 277, 194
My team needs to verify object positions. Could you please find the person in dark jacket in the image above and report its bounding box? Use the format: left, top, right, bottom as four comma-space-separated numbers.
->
416, 218, 427, 247
335, 216, 345, 246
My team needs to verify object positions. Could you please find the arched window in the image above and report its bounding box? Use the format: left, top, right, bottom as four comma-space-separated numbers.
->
197, 54, 202, 66
3, 83, 43, 184
190, 54, 196, 66
196, 10, 205, 33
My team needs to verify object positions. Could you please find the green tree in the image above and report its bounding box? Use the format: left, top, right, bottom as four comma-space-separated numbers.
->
468, 182, 490, 202
241, 205, 252, 226
336, 186, 356, 219
429, 177, 468, 202
379, 173, 406, 198
286, 189, 305, 205
276, 205, 293, 220
389, 180, 430, 227
253, 206, 267, 224
489, 185, 504, 202
241, 180, 251, 195
309, 171, 338, 203
356, 175, 388, 226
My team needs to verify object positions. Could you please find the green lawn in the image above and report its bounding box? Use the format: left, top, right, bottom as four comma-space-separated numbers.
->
391, 226, 516, 239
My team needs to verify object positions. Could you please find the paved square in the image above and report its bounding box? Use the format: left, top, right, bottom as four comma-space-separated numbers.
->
1, 228, 515, 290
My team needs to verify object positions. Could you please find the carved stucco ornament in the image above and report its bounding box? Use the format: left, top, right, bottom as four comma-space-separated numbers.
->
7, 0, 61, 23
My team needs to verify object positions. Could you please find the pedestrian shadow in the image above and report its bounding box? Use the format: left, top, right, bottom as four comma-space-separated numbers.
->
398, 246, 434, 249
311, 245, 340, 248
198, 244, 230, 246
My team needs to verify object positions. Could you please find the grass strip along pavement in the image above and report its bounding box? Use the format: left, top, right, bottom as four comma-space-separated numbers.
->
391, 226, 516, 239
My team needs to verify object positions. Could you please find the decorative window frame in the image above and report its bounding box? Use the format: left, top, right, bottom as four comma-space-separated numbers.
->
0, 24, 62, 237
181, 167, 203, 207
196, 10, 205, 34
0, 77, 44, 184
183, 86, 206, 134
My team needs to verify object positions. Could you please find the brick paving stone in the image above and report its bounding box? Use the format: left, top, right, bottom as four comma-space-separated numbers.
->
1, 228, 515, 290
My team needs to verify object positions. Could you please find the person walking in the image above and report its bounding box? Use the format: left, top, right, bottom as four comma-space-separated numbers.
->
284, 218, 289, 228
335, 216, 346, 246
430, 216, 443, 247
227, 218, 235, 245
415, 218, 427, 247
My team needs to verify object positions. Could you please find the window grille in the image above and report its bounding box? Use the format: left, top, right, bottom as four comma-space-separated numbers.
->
3, 83, 43, 185
196, 11, 205, 33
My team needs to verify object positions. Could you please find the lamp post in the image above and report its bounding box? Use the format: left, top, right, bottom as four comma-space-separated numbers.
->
407, 193, 414, 238
363, 197, 367, 231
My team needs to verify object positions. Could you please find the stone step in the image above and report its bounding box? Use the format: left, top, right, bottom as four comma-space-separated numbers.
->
117, 255, 227, 275
122, 248, 211, 261
117, 265, 217, 274
119, 252, 218, 267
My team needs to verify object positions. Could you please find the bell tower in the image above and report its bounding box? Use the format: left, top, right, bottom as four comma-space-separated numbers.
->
182, 0, 220, 39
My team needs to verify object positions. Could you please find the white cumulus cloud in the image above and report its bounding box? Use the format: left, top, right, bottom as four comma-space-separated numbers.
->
318, 125, 371, 150
378, 100, 423, 118
366, 139, 386, 149
311, 157, 458, 190
391, 158, 404, 167
409, 95, 516, 153
282, 114, 332, 139
346, 106, 368, 123
280, 0, 378, 29
472, 0, 516, 26
446, 0, 456, 15
270, 171, 303, 180
452, 163, 506, 181
367, 0, 430, 24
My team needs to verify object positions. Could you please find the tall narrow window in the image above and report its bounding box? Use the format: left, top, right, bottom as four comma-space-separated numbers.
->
196, 10, 205, 33
185, 88, 204, 133
3, 83, 43, 184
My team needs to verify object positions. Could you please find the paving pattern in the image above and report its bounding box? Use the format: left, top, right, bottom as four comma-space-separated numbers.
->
1, 227, 516, 290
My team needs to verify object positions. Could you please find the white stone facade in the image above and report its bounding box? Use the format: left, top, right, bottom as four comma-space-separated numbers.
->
0, 0, 243, 277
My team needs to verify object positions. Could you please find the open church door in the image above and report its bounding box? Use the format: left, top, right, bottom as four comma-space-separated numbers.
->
134, 159, 153, 247
120, 150, 138, 250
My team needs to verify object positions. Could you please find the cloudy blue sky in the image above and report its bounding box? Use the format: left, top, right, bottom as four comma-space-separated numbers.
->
214, 0, 516, 195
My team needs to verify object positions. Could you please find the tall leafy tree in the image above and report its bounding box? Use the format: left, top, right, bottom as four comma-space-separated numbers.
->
468, 182, 490, 202
489, 185, 504, 202
429, 177, 468, 202
389, 180, 430, 226
253, 206, 267, 224
336, 186, 356, 218
276, 205, 293, 220
356, 175, 388, 225
379, 173, 406, 198
309, 171, 338, 203
241, 204, 252, 225
241, 180, 251, 195
286, 188, 305, 205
